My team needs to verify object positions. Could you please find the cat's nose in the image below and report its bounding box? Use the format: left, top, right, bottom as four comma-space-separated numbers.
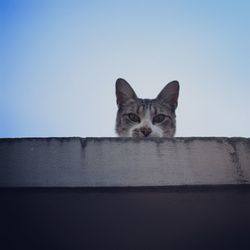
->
140, 127, 152, 137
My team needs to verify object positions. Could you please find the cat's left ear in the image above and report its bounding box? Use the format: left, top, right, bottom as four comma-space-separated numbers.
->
156, 81, 180, 112
116, 78, 137, 107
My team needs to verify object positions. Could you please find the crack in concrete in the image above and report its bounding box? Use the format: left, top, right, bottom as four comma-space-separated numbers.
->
223, 139, 248, 184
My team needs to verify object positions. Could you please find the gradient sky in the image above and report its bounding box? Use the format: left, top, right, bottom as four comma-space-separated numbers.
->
1, 0, 250, 138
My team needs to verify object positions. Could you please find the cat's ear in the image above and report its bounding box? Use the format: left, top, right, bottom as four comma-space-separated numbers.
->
116, 78, 137, 106
156, 81, 179, 112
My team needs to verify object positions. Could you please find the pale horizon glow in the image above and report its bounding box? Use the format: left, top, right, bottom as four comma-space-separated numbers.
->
1, 0, 250, 138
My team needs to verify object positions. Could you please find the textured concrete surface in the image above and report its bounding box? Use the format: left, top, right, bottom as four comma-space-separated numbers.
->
0, 137, 250, 187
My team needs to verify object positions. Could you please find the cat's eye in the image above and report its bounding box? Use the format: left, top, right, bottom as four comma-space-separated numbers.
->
128, 113, 140, 123
153, 114, 167, 124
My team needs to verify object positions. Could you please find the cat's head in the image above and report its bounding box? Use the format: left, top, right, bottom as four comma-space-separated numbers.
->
115, 78, 179, 137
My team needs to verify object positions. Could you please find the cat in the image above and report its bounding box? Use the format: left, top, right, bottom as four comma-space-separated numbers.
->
115, 78, 179, 137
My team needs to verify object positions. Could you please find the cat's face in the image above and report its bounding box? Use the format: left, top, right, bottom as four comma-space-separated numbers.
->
115, 78, 179, 137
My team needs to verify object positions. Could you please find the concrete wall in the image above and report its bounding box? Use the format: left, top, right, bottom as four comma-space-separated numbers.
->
1, 137, 250, 249
0, 137, 249, 187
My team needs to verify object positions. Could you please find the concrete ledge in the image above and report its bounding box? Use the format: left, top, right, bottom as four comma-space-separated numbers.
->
0, 137, 250, 187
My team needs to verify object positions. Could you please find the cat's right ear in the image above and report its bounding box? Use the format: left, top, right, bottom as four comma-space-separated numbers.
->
156, 81, 180, 112
116, 78, 137, 107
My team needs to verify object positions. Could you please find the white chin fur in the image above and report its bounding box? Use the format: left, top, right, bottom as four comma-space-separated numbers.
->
129, 126, 163, 138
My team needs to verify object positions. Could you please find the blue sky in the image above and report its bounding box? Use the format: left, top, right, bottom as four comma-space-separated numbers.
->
1, 0, 249, 137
